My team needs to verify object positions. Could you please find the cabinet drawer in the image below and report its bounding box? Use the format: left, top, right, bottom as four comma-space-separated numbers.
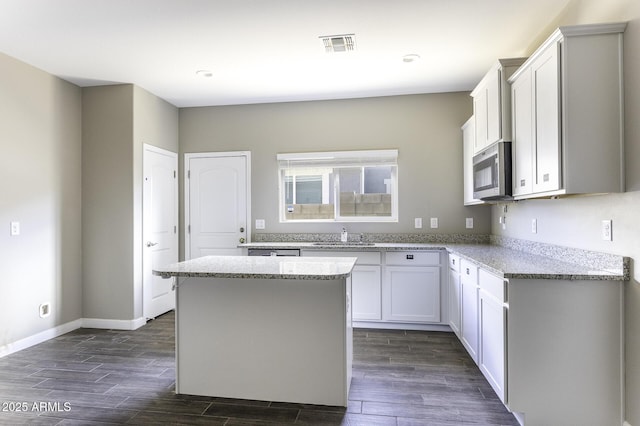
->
385, 251, 440, 266
448, 254, 460, 272
479, 269, 506, 302
460, 259, 478, 284
303, 250, 381, 265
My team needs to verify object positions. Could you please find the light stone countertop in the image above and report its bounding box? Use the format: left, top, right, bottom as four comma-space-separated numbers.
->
241, 241, 628, 281
154, 255, 357, 280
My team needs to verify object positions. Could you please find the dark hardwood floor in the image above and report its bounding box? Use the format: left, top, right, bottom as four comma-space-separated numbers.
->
0, 312, 518, 425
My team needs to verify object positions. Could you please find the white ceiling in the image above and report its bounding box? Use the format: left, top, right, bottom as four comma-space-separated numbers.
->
0, 0, 571, 108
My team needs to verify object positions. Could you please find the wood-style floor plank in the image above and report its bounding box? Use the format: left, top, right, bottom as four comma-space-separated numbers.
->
0, 311, 517, 425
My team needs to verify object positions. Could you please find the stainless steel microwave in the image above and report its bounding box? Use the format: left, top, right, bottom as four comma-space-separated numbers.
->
472, 141, 512, 201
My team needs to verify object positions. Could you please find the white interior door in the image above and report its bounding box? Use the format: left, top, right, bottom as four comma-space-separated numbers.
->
143, 144, 178, 319
186, 152, 250, 259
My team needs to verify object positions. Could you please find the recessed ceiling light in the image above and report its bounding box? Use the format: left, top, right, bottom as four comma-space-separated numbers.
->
402, 54, 421, 63
196, 70, 213, 78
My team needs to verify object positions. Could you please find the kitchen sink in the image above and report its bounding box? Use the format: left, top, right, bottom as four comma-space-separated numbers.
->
312, 241, 375, 246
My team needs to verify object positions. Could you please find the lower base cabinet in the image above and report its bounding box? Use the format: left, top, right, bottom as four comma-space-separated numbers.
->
351, 264, 382, 321
460, 259, 479, 362
448, 255, 461, 338
303, 249, 445, 328
478, 269, 506, 403
383, 265, 440, 323
449, 253, 623, 425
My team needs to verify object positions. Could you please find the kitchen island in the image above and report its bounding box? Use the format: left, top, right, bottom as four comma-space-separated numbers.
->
154, 255, 356, 406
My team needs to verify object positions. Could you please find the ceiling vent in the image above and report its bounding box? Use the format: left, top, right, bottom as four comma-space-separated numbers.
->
320, 34, 356, 53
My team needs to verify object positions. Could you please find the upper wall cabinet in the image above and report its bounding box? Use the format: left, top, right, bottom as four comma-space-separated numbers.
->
509, 23, 626, 199
471, 58, 527, 154
462, 117, 483, 205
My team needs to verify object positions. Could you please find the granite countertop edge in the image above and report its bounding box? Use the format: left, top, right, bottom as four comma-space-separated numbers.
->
241, 242, 629, 281
155, 271, 352, 280
154, 256, 358, 280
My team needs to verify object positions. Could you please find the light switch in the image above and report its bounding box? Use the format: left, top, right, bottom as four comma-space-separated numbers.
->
10, 221, 20, 236
602, 220, 612, 241
414, 218, 422, 229
430, 218, 438, 229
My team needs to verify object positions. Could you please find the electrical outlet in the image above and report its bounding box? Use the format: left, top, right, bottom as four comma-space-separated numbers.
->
10, 221, 20, 236
430, 218, 438, 229
255, 219, 265, 230
602, 220, 612, 241
414, 218, 422, 229
39, 302, 51, 318
465, 218, 473, 229
531, 219, 537, 234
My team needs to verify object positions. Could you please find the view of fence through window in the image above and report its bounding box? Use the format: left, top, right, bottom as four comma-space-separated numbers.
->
278, 150, 398, 222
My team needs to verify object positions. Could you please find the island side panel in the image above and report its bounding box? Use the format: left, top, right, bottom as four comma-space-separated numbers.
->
506, 278, 623, 425
175, 276, 351, 406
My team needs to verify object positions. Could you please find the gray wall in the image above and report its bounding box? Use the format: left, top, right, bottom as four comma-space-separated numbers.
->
0, 52, 82, 347
179, 93, 491, 255
491, 0, 640, 423
82, 85, 135, 320
82, 84, 178, 321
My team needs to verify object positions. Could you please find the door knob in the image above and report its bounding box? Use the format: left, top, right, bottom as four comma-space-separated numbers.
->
239, 237, 246, 243
146, 241, 158, 247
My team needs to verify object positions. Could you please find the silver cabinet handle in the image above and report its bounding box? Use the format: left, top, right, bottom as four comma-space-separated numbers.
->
146, 241, 158, 247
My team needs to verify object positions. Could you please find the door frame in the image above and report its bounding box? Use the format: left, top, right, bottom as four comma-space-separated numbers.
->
184, 151, 252, 260
143, 143, 179, 320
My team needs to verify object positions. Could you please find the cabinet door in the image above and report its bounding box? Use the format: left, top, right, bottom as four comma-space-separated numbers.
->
479, 288, 506, 403
352, 265, 382, 321
462, 117, 483, 205
532, 42, 561, 193
511, 66, 534, 197
460, 263, 479, 363
383, 266, 440, 323
486, 70, 502, 145
448, 268, 461, 337
473, 89, 489, 153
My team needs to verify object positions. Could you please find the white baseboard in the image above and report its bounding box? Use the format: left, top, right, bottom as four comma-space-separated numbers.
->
82, 316, 147, 330
0, 316, 148, 359
0, 318, 83, 358
353, 321, 452, 332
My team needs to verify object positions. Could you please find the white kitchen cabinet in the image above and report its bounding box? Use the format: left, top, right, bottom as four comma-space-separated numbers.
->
462, 117, 483, 205
383, 251, 441, 323
471, 58, 527, 153
478, 269, 507, 404
304, 249, 447, 329
509, 23, 626, 199
351, 264, 382, 321
303, 250, 381, 321
510, 65, 533, 197
384, 266, 440, 323
447, 254, 461, 338
459, 259, 478, 363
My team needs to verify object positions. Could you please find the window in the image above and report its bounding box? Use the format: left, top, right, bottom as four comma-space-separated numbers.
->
277, 150, 398, 222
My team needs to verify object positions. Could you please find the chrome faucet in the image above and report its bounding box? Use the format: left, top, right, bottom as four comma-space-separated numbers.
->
340, 227, 348, 243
